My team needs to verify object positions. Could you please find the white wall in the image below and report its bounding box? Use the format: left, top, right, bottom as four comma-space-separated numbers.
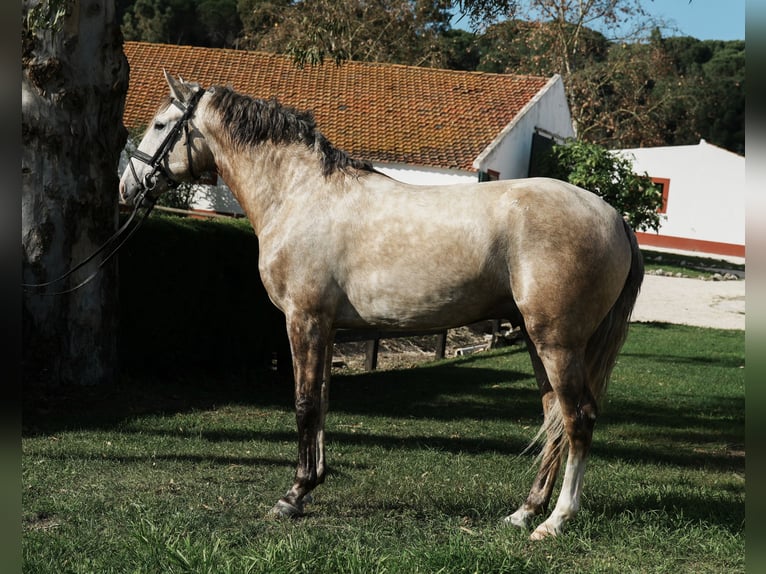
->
373, 162, 476, 185
188, 181, 244, 215
473, 75, 575, 179
616, 140, 745, 247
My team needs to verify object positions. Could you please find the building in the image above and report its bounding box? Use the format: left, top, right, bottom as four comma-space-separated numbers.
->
615, 140, 745, 258
121, 41, 574, 214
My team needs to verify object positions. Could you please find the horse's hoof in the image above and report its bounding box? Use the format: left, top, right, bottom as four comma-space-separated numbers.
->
503, 509, 532, 529
529, 522, 558, 540
269, 498, 303, 519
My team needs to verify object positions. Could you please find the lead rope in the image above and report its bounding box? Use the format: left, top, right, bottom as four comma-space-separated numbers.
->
22, 189, 156, 296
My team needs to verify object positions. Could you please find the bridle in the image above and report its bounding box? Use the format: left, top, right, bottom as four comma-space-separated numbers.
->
126, 88, 206, 196
23, 88, 206, 296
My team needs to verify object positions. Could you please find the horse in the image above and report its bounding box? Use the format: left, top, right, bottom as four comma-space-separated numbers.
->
119, 72, 643, 540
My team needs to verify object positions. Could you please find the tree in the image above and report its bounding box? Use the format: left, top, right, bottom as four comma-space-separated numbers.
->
121, 0, 176, 43
236, 0, 290, 49
198, 0, 243, 46
22, 0, 129, 386
566, 40, 678, 147
658, 36, 745, 154
509, 0, 657, 75
439, 28, 482, 71
473, 1, 675, 149
476, 18, 609, 74
120, 0, 242, 47
455, 0, 515, 27
239, 0, 453, 67
534, 139, 663, 231
112, 0, 744, 151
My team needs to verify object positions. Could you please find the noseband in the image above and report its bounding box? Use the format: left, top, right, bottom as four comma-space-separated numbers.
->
127, 88, 206, 195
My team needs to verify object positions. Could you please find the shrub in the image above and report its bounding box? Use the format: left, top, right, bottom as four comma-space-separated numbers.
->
535, 139, 664, 232
118, 214, 289, 375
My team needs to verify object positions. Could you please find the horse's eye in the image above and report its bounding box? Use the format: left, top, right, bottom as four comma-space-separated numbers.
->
154, 122, 166, 130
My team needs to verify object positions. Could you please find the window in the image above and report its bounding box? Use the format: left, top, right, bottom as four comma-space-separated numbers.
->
651, 177, 670, 214
528, 131, 555, 177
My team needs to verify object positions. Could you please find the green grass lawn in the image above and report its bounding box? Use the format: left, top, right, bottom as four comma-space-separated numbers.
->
22, 323, 744, 573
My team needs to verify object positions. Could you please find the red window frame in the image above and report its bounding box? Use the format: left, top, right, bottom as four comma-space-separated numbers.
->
651, 177, 670, 214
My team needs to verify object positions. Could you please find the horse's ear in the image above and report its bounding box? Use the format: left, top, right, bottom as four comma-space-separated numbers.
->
163, 69, 192, 102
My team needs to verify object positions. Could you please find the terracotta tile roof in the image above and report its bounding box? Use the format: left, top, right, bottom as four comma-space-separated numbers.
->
123, 41, 552, 172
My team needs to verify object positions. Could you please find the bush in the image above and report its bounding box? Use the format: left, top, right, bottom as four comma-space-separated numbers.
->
118, 214, 289, 375
534, 139, 664, 232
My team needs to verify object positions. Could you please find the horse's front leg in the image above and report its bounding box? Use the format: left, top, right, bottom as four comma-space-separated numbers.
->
271, 315, 333, 518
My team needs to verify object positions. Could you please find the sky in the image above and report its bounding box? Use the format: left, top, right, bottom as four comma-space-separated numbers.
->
452, 1, 746, 41
648, 0, 745, 41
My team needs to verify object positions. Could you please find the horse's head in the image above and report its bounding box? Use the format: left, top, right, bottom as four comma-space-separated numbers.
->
119, 71, 215, 206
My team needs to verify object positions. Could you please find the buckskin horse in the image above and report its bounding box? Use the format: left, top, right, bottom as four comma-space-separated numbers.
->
119, 73, 643, 539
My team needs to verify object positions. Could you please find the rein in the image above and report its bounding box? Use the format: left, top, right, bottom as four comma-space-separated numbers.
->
23, 194, 156, 296
23, 89, 205, 296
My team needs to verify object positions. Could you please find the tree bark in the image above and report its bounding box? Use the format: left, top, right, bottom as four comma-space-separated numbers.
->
22, 0, 129, 386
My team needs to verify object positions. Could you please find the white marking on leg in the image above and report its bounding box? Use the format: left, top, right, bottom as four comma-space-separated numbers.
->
505, 506, 535, 528
530, 452, 587, 540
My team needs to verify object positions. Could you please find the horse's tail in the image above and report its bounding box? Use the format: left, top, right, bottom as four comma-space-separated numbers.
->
584, 218, 644, 408
528, 219, 644, 460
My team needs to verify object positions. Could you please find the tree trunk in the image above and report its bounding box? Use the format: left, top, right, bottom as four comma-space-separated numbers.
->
22, 0, 129, 386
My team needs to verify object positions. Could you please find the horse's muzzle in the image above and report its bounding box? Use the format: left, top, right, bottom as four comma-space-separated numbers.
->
119, 176, 153, 208
118, 179, 129, 203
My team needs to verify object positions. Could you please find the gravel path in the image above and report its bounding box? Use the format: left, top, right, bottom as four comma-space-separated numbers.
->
631, 274, 745, 330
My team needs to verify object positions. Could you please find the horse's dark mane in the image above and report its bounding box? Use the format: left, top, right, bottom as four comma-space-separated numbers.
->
208, 87, 374, 177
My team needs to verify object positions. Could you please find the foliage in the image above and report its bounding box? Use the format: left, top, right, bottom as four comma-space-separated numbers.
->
438, 28, 483, 70
657, 36, 745, 154
24, 0, 72, 34
23, 324, 744, 572
455, 0, 515, 28
153, 183, 197, 210
567, 40, 680, 147
120, 0, 242, 47
477, 18, 610, 75
239, 0, 453, 67
471, 7, 744, 152
236, 0, 291, 48
510, 0, 655, 74
535, 139, 663, 231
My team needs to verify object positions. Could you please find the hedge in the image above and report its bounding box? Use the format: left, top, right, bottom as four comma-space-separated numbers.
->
118, 214, 289, 375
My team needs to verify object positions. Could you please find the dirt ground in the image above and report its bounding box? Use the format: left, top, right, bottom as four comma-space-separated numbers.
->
332, 271, 746, 372
631, 274, 745, 330
332, 325, 499, 372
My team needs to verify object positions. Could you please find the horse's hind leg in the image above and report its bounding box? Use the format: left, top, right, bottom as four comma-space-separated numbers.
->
271, 314, 333, 518
528, 344, 597, 540
505, 339, 565, 528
